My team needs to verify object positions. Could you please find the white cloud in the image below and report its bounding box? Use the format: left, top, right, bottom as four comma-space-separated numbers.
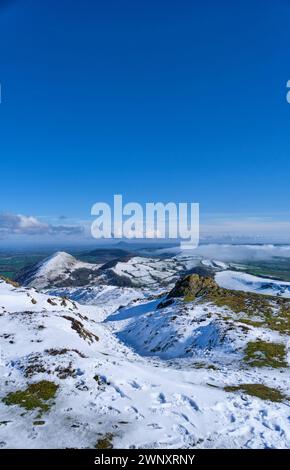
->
0, 213, 84, 238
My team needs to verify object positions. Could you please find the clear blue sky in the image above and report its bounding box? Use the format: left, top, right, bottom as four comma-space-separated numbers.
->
1, 0, 290, 243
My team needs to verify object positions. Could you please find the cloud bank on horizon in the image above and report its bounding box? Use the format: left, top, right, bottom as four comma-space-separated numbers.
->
179, 243, 290, 261
1, 211, 290, 246
0, 213, 84, 240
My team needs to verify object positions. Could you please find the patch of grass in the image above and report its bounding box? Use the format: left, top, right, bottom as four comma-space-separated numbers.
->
234, 259, 290, 282
184, 294, 195, 302
169, 274, 274, 316
224, 383, 288, 402
244, 340, 287, 368
193, 362, 218, 370
169, 273, 290, 335
210, 288, 290, 335
239, 318, 264, 328
0, 253, 48, 280
0, 275, 20, 288
3, 381, 58, 413
95, 433, 114, 449
230, 304, 290, 335
264, 305, 290, 335
208, 289, 273, 316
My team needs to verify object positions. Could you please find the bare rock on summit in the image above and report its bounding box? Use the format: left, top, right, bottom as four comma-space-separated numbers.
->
167, 274, 219, 301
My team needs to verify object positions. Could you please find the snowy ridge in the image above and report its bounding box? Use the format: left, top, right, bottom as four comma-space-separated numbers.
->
101, 256, 187, 287
16, 252, 102, 290
17, 251, 188, 290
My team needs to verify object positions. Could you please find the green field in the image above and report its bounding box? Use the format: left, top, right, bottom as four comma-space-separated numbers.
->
231, 258, 290, 282
0, 253, 49, 280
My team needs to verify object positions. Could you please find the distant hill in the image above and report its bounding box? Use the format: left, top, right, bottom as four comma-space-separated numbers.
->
15, 250, 187, 289
78, 248, 133, 264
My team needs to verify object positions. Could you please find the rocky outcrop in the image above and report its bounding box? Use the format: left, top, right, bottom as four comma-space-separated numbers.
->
165, 273, 290, 335
167, 274, 219, 300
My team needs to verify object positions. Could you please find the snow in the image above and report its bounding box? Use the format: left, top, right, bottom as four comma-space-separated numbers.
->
111, 256, 186, 287
20, 252, 189, 290
20, 251, 101, 289
47, 285, 145, 322
1, 276, 290, 449
110, 301, 231, 360
171, 243, 290, 260
201, 259, 228, 270
37, 252, 78, 276
216, 270, 290, 298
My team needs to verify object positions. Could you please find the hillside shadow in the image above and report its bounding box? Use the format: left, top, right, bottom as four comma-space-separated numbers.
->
105, 299, 161, 322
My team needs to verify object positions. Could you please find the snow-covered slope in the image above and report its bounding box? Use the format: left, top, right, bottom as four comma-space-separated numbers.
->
98, 256, 187, 287
216, 270, 290, 298
16, 252, 102, 290
201, 259, 229, 270
106, 276, 290, 363
1, 269, 290, 449
111, 301, 233, 361
46, 284, 146, 322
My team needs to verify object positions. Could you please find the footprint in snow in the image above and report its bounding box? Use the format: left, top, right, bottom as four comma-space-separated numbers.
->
125, 406, 145, 420
176, 412, 196, 427
150, 392, 169, 406
147, 423, 163, 430
174, 394, 200, 412
174, 423, 190, 437
98, 405, 121, 416
111, 383, 130, 399
129, 380, 141, 390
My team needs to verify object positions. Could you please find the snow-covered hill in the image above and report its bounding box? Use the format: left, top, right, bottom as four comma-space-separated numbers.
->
16, 251, 188, 290
16, 252, 102, 290
99, 256, 187, 287
1, 274, 290, 449
216, 270, 290, 298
